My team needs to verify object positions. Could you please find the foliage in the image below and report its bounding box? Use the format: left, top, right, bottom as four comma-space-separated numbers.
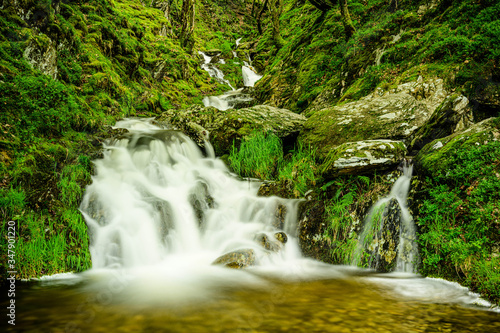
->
229, 131, 318, 197
229, 131, 283, 180
278, 143, 317, 196
416, 140, 500, 303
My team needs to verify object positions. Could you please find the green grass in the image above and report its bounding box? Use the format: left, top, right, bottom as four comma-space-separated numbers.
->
229, 131, 318, 196
229, 131, 283, 180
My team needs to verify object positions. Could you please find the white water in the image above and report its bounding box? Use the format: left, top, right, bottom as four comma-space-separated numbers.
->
242, 60, 262, 87
79, 118, 313, 301
201, 39, 262, 110
72, 119, 499, 311
198, 51, 235, 90
353, 162, 419, 272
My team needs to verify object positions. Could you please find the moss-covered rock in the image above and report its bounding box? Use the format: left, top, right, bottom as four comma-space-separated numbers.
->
410, 94, 474, 152
157, 104, 306, 155
415, 117, 500, 175
299, 78, 447, 158
321, 139, 407, 177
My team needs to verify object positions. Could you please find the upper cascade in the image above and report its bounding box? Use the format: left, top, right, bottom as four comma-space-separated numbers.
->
200, 38, 262, 110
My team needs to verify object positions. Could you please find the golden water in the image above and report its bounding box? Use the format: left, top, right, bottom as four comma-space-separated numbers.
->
6, 273, 499, 333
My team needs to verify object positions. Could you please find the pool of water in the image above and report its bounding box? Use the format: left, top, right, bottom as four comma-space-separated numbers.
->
4, 266, 499, 333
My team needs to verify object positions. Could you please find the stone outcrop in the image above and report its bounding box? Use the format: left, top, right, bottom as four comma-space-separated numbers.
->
321, 139, 407, 177
415, 117, 500, 175
156, 104, 306, 155
410, 94, 474, 152
23, 35, 58, 80
212, 249, 256, 269
300, 78, 448, 159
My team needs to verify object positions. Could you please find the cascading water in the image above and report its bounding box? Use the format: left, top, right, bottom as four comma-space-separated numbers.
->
352, 161, 419, 273
198, 51, 235, 90
79, 119, 305, 280
200, 39, 261, 110
15, 124, 499, 332
242, 54, 262, 87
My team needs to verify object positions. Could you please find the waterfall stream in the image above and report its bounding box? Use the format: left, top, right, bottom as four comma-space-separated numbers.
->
200, 38, 261, 110
10, 41, 499, 333
352, 162, 419, 272
78, 119, 315, 294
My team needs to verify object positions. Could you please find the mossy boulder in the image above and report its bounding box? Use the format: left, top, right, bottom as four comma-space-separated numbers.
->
415, 117, 500, 175
156, 104, 306, 155
321, 140, 407, 177
299, 78, 447, 158
212, 249, 256, 269
410, 94, 474, 152
23, 34, 58, 79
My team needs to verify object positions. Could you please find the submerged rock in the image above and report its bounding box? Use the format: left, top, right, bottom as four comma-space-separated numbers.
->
274, 232, 288, 244
157, 104, 306, 155
212, 249, 256, 269
321, 140, 407, 177
255, 233, 283, 252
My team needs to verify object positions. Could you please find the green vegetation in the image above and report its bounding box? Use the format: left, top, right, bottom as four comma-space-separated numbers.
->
254, 0, 499, 112
1, 0, 499, 306
229, 131, 317, 197
416, 140, 500, 303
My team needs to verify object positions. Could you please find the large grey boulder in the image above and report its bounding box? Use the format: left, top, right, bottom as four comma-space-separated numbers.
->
157, 104, 306, 155
300, 78, 447, 158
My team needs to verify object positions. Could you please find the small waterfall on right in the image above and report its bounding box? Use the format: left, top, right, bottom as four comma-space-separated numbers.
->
352, 161, 419, 273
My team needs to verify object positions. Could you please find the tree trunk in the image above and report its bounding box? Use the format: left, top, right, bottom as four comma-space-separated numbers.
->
339, 0, 355, 40
180, 0, 195, 53
389, 0, 398, 12
307, 0, 333, 11
257, 0, 268, 35
270, 0, 284, 49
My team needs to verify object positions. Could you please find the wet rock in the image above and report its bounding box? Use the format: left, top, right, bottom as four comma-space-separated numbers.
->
156, 104, 306, 155
274, 232, 288, 244
255, 233, 282, 252
363, 198, 401, 273
297, 200, 333, 262
321, 140, 407, 177
212, 249, 256, 269
300, 78, 447, 158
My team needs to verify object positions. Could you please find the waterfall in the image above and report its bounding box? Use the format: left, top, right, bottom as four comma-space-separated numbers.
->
242, 54, 262, 87
200, 39, 261, 110
79, 118, 303, 271
198, 51, 235, 90
352, 162, 419, 273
